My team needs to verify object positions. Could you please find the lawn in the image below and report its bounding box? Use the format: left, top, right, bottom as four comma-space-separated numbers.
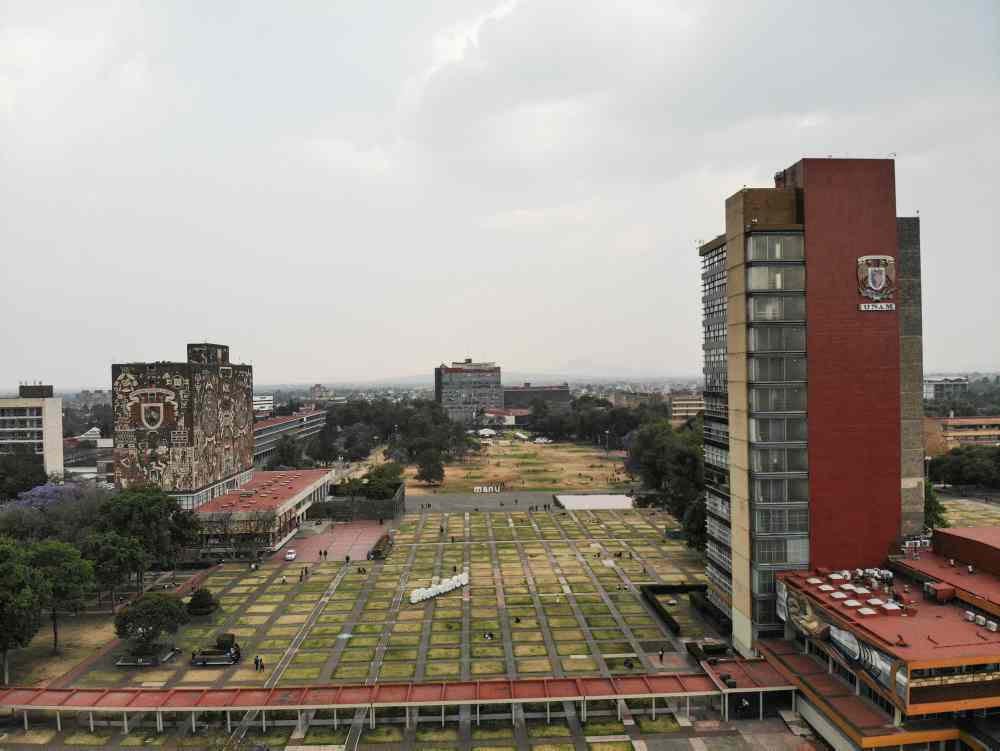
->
9, 612, 117, 686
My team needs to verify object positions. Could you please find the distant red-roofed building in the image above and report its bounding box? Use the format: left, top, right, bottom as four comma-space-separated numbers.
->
253, 409, 327, 466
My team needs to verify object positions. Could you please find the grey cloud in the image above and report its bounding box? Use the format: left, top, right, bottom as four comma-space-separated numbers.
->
0, 0, 996, 387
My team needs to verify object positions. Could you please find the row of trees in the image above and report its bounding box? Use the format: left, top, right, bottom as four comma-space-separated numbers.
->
625, 418, 706, 549
0, 448, 48, 502
309, 399, 476, 468
530, 396, 673, 446
924, 377, 1000, 418
0, 484, 200, 683
335, 462, 406, 500
929, 445, 1000, 489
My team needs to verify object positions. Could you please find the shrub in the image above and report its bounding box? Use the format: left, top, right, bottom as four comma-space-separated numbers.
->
187, 587, 218, 616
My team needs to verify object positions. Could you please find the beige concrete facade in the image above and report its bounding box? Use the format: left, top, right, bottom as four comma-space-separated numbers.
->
0, 396, 64, 477
723, 189, 800, 656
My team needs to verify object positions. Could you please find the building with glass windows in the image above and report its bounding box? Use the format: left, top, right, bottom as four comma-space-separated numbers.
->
434, 358, 503, 425
698, 158, 926, 657
0, 384, 64, 477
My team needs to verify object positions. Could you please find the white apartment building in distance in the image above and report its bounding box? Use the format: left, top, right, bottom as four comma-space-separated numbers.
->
0, 384, 64, 477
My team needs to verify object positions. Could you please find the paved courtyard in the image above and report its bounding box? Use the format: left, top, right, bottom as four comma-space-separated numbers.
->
0, 502, 816, 749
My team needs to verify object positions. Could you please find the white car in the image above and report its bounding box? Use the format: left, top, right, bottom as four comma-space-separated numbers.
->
284, 549, 297, 561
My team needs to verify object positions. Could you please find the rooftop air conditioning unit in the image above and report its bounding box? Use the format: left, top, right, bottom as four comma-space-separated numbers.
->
987, 621, 998, 632
965, 611, 976, 622
975, 615, 987, 626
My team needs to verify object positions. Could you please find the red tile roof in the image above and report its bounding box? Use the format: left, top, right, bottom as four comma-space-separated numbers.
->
938, 526, 1000, 549
253, 410, 326, 433
781, 568, 1000, 664
703, 659, 793, 690
0, 674, 723, 712
195, 469, 332, 514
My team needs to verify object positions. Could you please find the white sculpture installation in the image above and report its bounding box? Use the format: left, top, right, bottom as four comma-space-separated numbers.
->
409, 571, 469, 604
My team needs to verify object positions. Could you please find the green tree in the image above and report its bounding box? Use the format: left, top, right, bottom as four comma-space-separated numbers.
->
626, 420, 704, 522
268, 435, 301, 468
530, 398, 551, 424
0, 538, 49, 684
415, 450, 445, 485
681, 495, 707, 551
929, 446, 1000, 488
924, 483, 949, 530
99, 487, 200, 573
187, 588, 218, 616
83, 531, 149, 605
28, 540, 94, 654
114, 592, 188, 655
0, 448, 47, 501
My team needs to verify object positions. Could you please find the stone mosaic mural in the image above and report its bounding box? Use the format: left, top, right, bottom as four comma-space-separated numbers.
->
113, 345, 253, 493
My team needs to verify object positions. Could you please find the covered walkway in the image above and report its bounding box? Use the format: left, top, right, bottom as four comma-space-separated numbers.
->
0, 673, 733, 735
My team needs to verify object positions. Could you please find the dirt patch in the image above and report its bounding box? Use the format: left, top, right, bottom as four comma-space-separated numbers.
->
8, 612, 118, 687
405, 441, 631, 495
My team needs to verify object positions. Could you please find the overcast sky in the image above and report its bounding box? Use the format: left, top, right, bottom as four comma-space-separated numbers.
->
2, 1, 997, 388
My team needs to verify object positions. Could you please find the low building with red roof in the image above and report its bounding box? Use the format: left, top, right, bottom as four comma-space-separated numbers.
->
195, 469, 334, 557
759, 526, 1000, 750
253, 409, 327, 466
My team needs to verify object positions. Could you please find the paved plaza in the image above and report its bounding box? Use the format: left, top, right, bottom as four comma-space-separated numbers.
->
0, 501, 818, 749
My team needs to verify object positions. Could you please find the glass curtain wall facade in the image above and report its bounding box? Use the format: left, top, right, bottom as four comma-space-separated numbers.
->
701, 239, 732, 615
745, 232, 808, 630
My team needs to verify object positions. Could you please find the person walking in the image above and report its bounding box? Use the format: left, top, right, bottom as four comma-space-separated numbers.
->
259, 657, 265, 672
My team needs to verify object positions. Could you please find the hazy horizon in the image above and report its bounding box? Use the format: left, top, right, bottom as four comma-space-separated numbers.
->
2, 1, 997, 388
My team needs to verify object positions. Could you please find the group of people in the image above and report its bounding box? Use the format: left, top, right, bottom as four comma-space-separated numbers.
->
526, 503, 552, 511
252, 655, 266, 672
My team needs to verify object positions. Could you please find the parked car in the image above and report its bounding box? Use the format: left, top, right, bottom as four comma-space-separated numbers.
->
284, 549, 297, 561
190, 633, 241, 666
